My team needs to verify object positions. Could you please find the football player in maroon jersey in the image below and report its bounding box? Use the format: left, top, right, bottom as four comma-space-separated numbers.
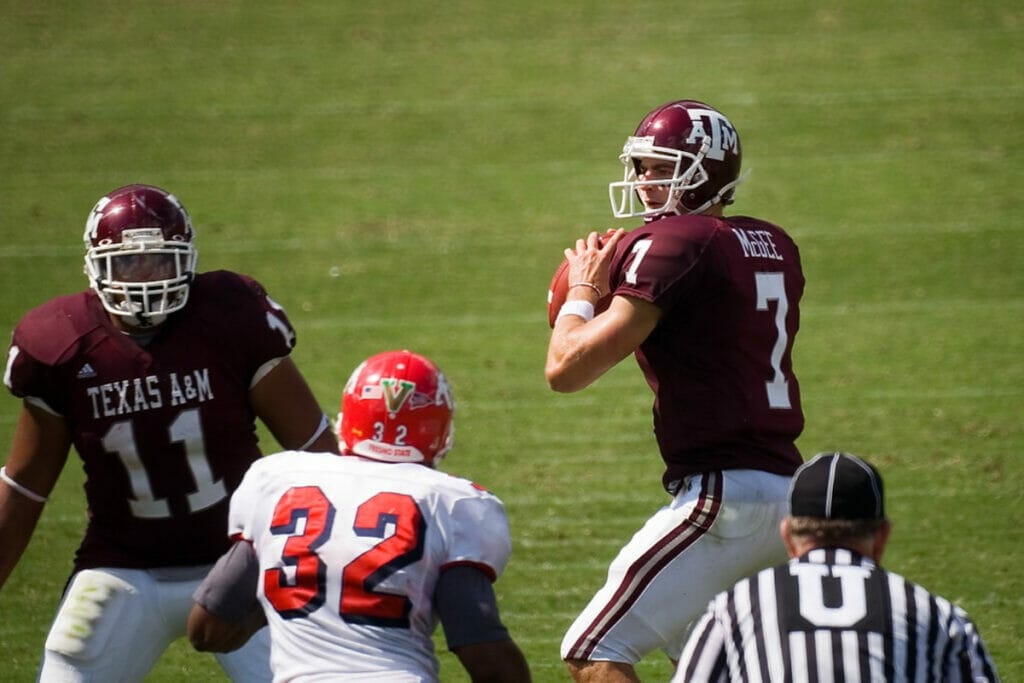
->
546, 101, 805, 682
0, 184, 338, 682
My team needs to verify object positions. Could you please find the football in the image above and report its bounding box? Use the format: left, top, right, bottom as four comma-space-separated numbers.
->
547, 257, 612, 328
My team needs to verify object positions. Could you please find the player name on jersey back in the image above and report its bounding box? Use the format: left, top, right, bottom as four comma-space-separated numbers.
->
731, 227, 785, 261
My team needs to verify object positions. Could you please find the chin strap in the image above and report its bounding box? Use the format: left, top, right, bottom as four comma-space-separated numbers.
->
660, 136, 712, 216
685, 168, 751, 215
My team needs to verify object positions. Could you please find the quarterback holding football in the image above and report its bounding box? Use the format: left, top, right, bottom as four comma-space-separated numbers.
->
546, 100, 805, 682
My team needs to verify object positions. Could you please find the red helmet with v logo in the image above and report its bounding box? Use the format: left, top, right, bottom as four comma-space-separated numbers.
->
337, 350, 455, 466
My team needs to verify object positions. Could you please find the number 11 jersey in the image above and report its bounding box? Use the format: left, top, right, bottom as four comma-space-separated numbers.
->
5, 271, 298, 570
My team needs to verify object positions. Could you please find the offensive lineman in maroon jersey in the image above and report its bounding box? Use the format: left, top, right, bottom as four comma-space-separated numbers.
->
0, 185, 338, 682
546, 101, 805, 682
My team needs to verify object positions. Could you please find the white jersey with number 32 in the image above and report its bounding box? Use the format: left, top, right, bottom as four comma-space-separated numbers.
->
228, 451, 512, 682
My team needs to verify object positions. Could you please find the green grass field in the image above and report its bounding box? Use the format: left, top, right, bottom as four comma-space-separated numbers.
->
1, 1, 1021, 680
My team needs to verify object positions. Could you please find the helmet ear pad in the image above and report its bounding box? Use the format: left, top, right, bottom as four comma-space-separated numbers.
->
338, 350, 455, 467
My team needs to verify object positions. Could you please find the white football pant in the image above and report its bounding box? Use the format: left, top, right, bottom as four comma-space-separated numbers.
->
36, 566, 271, 682
561, 469, 791, 664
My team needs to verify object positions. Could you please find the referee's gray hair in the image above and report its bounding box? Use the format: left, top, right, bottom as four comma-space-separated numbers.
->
787, 516, 886, 545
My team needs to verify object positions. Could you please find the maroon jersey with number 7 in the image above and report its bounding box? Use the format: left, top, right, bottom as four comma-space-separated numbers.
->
609, 214, 805, 491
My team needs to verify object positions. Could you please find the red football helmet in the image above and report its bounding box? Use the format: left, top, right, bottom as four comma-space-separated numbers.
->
83, 184, 197, 328
337, 350, 456, 467
609, 100, 744, 219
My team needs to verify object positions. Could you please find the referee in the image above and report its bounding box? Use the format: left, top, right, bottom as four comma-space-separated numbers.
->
673, 452, 1000, 682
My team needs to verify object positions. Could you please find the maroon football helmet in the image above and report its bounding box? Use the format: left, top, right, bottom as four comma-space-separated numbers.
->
337, 350, 456, 467
609, 100, 744, 219
83, 184, 197, 328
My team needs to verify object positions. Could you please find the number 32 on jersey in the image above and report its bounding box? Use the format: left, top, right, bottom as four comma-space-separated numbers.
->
263, 486, 426, 628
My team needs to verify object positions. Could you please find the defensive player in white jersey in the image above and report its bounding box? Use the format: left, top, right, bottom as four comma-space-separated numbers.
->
187, 350, 532, 682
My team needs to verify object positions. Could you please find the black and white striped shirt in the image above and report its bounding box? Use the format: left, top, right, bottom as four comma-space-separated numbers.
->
673, 548, 999, 682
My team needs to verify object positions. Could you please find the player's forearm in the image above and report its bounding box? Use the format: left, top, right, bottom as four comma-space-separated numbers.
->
0, 488, 45, 591
250, 357, 338, 454
545, 318, 624, 393
455, 640, 532, 683
546, 295, 655, 393
546, 323, 597, 392
188, 603, 265, 652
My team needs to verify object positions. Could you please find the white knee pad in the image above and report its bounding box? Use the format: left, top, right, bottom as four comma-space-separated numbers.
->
45, 569, 133, 660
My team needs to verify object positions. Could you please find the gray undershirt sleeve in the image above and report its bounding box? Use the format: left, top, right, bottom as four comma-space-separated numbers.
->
434, 564, 511, 650
192, 541, 261, 623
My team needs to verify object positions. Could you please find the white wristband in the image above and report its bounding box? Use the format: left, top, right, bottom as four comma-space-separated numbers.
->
0, 466, 48, 504
556, 300, 595, 323
297, 414, 331, 451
